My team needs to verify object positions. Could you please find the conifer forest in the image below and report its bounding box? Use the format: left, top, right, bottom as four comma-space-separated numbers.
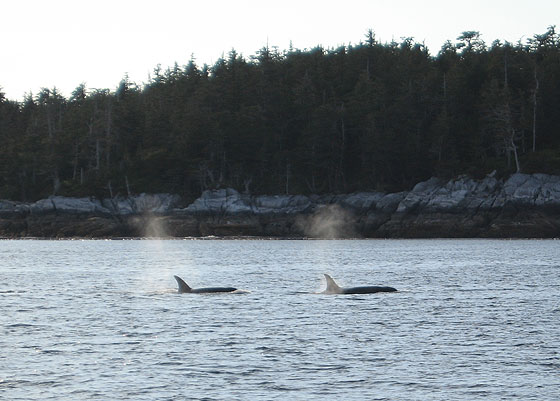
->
1, 27, 559, 202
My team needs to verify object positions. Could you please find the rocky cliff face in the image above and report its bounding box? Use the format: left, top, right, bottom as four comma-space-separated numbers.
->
1, 173, 559, 238
377, 173, 560, 238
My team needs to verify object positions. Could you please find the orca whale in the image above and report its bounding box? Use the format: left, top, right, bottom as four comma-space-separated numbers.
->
322, 274, 397, 294
174, 275, 237, 294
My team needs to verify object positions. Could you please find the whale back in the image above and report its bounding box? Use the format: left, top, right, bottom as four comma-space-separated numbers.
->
323, 274, 343, 294
343, 286, 397, 294
191, 287, 238, 293
174, 275, 192, 293
174, 275, 237, 293
323, 274, 397, 294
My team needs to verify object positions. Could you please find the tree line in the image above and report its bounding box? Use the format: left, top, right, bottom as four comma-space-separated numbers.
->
1, 27, 559, 202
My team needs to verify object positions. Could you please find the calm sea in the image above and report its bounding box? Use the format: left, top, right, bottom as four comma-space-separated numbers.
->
1, 239, 559, 400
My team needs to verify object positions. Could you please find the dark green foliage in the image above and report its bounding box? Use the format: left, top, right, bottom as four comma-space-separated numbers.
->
1, 28, 559, 201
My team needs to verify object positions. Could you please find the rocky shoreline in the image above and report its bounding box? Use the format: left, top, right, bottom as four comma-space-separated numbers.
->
1, 173, 559, 239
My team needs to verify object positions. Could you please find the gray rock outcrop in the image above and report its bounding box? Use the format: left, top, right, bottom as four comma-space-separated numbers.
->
103, 193, 182, 215
1, 173, 559, 238
30, 196, 111, 215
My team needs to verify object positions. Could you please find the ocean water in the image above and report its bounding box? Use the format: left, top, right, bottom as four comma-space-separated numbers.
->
1, 239, 559, 400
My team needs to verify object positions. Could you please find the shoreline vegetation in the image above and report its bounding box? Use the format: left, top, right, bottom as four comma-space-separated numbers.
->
1, 172, 559, 239
1, 28, 559, 238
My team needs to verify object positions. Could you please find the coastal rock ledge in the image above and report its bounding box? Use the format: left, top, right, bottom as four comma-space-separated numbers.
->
1, 173, 559, 238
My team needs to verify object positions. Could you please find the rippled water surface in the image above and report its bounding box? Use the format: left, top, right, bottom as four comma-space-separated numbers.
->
1, 239, 559, 400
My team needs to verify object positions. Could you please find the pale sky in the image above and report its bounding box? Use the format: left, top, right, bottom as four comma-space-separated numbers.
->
1, 0, 558, 100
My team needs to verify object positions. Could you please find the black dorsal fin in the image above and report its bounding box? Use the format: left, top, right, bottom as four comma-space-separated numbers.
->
174, 275, 192, 293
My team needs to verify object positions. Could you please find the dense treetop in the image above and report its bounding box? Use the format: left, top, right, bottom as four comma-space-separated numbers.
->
1, 27, 559, 201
